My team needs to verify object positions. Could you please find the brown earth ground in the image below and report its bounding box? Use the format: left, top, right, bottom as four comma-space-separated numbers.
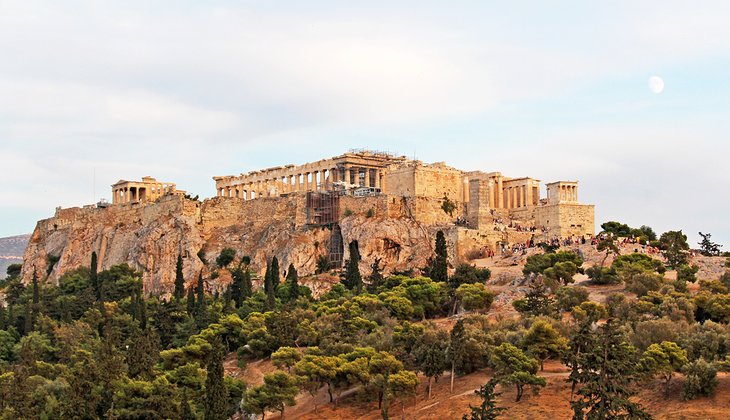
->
225, 246, 729, 419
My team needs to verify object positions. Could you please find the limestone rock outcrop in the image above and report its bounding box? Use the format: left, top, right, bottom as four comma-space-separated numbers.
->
21, 194, 442, 295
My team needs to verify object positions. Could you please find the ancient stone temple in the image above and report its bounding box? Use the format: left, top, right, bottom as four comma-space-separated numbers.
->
213, 149, 595, 238
111, 176, 184, 205
213, 150, 406, 199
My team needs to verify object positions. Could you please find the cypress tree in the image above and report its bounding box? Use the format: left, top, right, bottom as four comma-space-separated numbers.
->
204, 340, 228, 420
196, 272, 205, 309
264, 259, 273, 295
90, 251, 100, 300
285, 263, 299, 302
432, 230, 448, 282
270, 257, 280, 292
127, 327, 160, 379
0, 305, 6, 330
264, 259, 276, 309
186, 283, 196, 316
23, 302, 33, 334
241, 268, 252, 299
174, 254, 185, 301
342, 241, 362, 293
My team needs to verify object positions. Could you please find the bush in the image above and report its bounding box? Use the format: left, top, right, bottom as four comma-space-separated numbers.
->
366, 208, 374, 218
216, 248, 236, 268
625, 272, 664, 297
555, 286, 589, 312
343, 208, 353, 217
682, 358, 718, 400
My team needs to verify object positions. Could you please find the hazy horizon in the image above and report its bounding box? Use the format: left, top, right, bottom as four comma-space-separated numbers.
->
1, 1, 729, 248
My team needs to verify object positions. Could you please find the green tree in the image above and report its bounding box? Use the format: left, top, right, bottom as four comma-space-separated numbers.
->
367, 257, 385, 292
543, 261, 578, 286
523, 319, 568, 371
271, 346, 301, 373
600, 221, 633, 237
195, 272, 205, 311
174, 254, 185, 300
260, 371, 299, 419
294, 354, 341, 404
555, 286, 589, 312
90, 251, 100, 300
462, 378, 506, 420
640, 341, 688, 396
411, 326, 449, 399
216, 248, 236, 268
659, 230, 690, 269
491, 343, 545, 402
270, 257, 280, 292
342, 241, 363, 293
455, 283, 494, 313
204, 341, 227, 420
284, 264, 299, 302
569, 319, 651, 419
431, 230, 448, 283
186, 282, 196, 316
448, 319, 466, 392
127, 327, 161, 379
512, 282, 555, 317
698, 232, 722, 257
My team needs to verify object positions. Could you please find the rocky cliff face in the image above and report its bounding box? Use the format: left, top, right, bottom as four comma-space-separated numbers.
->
21, 194, 444, 295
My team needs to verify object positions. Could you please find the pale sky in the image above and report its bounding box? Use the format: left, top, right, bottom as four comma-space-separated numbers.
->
1, 1, 729, 248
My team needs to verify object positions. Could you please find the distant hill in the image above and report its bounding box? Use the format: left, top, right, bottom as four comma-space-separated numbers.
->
0, 234, 29, 278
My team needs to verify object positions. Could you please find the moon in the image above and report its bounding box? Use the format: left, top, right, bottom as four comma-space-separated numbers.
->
648, 76, 664, 94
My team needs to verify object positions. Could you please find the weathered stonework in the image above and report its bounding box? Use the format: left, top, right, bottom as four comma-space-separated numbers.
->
21, 149, 595, 294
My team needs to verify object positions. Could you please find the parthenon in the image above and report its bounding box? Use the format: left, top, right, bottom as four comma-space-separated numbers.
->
213, 150, 406, 199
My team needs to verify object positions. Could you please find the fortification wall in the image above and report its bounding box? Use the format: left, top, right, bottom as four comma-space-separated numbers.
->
535, 203, 595, 238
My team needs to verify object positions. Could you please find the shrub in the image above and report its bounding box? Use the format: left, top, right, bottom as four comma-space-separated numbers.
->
682, 358, 718, 400
555, 286, 589, 312
343, 208, 353, 217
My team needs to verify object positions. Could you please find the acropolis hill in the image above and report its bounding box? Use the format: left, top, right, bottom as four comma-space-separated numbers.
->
21, 150, 594, 294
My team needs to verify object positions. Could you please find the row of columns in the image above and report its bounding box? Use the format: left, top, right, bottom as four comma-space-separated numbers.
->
217, 166, 384, 200
113, 183, 175, 204
559, 185, 578, 202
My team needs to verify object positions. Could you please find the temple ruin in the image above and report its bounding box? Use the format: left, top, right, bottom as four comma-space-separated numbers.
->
212, 149, 595, 238
111, 176, 185, 205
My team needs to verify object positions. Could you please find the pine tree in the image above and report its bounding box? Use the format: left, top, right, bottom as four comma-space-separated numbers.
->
204, 340, 228, 420
285, 263, 299, 302
174, 254, 185, 300
90, 251, 100, 300
432, 230, 448, 282
462, 378, 506, 420
569, 319, 651, 419
367, 257, 385, 292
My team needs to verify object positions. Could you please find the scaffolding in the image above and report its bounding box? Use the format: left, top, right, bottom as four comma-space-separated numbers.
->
306, 191, 344, 268
306, 191, 341, 226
